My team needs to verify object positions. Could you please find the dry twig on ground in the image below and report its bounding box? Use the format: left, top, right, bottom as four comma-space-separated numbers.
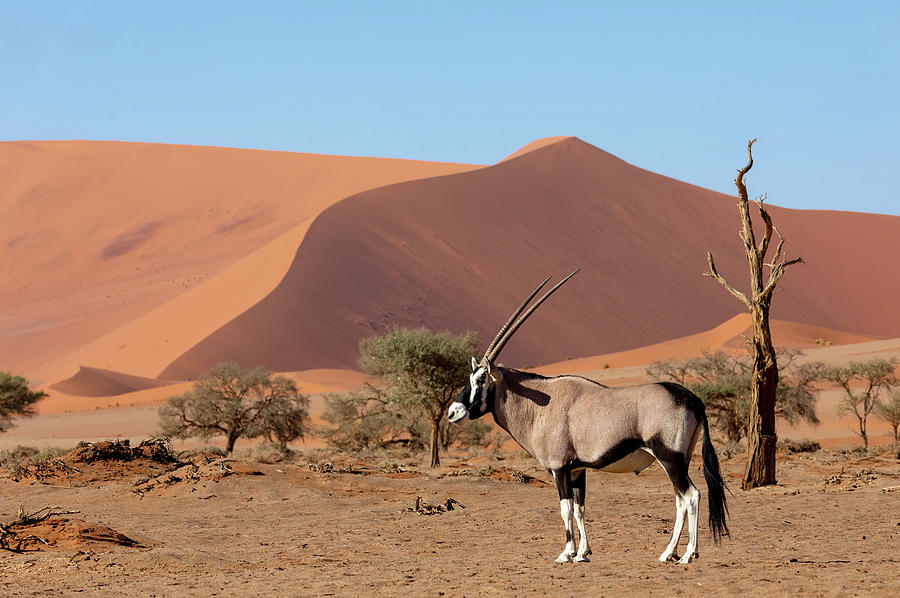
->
0, 506, 80, 552
405, 496, 465, 515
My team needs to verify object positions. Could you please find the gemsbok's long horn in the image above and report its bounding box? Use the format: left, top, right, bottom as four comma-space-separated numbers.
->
485, 268, 580, 363
480, 275, 552, 363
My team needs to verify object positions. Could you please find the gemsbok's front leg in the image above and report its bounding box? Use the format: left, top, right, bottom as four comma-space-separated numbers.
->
571, 468, 591, 562
551, 469, 577, 563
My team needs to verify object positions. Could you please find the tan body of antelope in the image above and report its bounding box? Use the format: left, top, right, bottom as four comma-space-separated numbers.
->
447, 272, 729, 564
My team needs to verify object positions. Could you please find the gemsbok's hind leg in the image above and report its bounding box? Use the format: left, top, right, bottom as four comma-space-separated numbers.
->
657, 457, 700, 564
571, 469, 591, 562
679, 482, 700, 564
658, 492, 686, 562
551, 469, 577, 563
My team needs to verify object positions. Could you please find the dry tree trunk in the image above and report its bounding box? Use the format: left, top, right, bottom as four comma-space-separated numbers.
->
706, 139, 804, 490
429, 418, 441, 468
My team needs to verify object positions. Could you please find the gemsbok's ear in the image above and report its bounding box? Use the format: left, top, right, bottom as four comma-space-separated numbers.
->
471, 357, 478, 371
485, 360, 497, 382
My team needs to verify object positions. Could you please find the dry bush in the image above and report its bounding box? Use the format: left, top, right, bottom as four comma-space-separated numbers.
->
778, 438, 821, 454
717, 440, 745, 460
321, 385, 499, 457
829, 444, 870, 457
177, 446, 227, 462
234, 442, 298, 464
72, 438, 178, 464
320, 386, 410, 452
6, 439, 181, 485
0, 446, 67, 480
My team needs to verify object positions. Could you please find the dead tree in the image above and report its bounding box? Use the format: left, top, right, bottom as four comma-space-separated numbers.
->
705, 139, 804, 489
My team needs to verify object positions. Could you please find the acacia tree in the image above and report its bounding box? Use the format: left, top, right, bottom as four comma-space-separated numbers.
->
705, 139, 804, 489
360, 328, 479, 467
0, 372, 47, 433
648, 349, 821, 442
822, 359, 898, 448
159, 362, 310, 454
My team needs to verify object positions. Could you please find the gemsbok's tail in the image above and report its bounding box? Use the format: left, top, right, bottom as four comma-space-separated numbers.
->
699, 409, 730, 544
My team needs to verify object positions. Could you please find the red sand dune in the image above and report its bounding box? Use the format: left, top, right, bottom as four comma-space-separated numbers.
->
5, 137, 899, 390
158, 137, 900, 379
0, 141, 477, 381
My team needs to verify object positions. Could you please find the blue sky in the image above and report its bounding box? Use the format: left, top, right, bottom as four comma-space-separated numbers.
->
2, 2, 897, 214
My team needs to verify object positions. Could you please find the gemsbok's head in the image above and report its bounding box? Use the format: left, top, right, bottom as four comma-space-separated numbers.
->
447, 269, 580, 424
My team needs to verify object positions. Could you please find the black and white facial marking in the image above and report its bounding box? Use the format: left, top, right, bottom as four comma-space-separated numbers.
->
447, 358, 495, 423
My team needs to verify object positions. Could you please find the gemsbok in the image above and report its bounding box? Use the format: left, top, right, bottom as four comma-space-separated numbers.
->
447, 271, 729, 564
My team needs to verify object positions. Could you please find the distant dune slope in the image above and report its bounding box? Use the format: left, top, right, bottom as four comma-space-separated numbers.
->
49, 366, 168, 397
0, 141, 478, 378
161, 137, 900, 378
535, 314, 878, 376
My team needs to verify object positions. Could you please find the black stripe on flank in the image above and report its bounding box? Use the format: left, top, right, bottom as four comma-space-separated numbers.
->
572, 438, 645, 471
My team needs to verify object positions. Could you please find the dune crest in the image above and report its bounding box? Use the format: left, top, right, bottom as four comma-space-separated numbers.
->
499, 136, 578, 162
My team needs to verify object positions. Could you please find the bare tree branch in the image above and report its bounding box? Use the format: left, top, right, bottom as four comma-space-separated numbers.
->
735, 139, 759, 256
705, 252, 751, 308
756, 194, 773, 258
762, 256, 805, 299
736, 138, 757, 184
767, 226, 786, 268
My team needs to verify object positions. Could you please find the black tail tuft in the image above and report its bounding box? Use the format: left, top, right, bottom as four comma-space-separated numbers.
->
700, 409, 730, 544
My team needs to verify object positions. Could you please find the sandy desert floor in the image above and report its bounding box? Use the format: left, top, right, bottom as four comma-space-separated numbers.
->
1, 445, 899, 597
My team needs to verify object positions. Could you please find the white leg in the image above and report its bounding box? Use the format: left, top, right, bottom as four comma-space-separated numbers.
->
677, 486, 700, 564
555, 499, 577, 563
573, 503, 591, 562
658, 494, 686, 562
